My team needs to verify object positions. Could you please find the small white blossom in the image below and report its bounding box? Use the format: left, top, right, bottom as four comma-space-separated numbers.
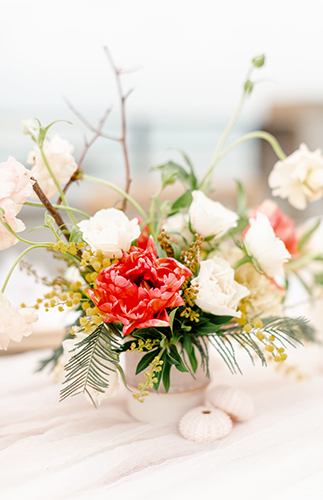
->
244, 213, 291, 277
0, 293, 38, 350
28, 135, 77, 199
269, 144, 323, 209
78, 208, 140, 258
192, 255, 249, 317
189, 190, 238, 239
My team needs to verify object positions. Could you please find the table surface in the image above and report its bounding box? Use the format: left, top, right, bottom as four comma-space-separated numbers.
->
1, 345, 323, 500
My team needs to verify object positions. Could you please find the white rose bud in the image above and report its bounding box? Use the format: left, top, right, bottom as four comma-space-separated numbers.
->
78, 208, 141, 259
189, 190, 239, 239
268, 143, 323, 209
21, 119, 38, 137
244, 213, 291, 277
192, 255, 249, 317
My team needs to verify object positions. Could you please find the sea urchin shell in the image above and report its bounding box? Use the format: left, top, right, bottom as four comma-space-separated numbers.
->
207, 385, 254, 422
179, 405, 233, 442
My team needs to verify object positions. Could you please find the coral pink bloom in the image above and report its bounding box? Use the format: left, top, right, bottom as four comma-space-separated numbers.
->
249, 200, 298, 256
88, 238, 192, 336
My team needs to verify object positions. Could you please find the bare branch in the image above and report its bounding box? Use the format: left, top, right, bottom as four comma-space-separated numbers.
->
103, 46, 132, 211
31, 177, 69, 241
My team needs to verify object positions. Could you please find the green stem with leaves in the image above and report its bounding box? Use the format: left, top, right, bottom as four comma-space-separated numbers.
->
82, 174, 147, 221
0, 218, 50, 247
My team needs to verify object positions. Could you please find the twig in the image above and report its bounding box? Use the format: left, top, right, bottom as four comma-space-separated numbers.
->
103, 46, 132, 211
57, 106, 112, 204
31, 177, 70, 241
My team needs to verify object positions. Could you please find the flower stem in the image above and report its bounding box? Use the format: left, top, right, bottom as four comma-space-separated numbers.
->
233, 254, 252, 270
39, 146, 78, 225
0, 218, 50, 246
1, 244, 52, 293
24, 201, 90, 219
82, 174, 147, 221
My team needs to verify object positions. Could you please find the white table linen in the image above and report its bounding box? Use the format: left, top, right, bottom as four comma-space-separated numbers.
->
1, 346, 323, 500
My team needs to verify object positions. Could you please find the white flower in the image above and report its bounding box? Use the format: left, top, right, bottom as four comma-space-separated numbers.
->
268, 144, 323, 209
162, 212, 193, 247
78, 208, 140, 258
64, 266, 86, 285
189, 190, 238, 239
62, 331, 119, 404
235, 263, 285, 317
28, 135, 77, 199
192, 255, 249, 317
0, 293, 38, 350
244, 213, 291, 277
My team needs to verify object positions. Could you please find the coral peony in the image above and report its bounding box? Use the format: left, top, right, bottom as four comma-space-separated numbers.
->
88, 239, 192, 335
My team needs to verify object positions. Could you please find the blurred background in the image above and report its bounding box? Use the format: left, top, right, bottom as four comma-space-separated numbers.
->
1, 0, 323, 352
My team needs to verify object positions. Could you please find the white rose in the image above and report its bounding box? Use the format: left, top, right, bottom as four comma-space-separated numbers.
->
189, 190, 239, 239
78, 208, 141, 258
244, 213, 291, 277
0, 293, 38, 350
268, 143, 323, 210
162, 211, 193, 247
192, 255, 250, 317
28, 135, 77, 199
62, 331, 119, 404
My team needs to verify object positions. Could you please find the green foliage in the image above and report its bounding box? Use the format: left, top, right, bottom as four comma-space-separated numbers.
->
60, 323, 124, 406
298, 219, 321, 251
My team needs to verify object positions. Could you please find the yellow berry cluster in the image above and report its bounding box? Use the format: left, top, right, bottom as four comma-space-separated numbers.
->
50, 240, 85, 255
237, 308, 288, 363
180, 284, 200, 322
133, 356, 164, 403
79, 302, 103, 332
180, 235, 204, 274
80, 249, 117, 284
127, 338, 160, 353
157, 229, 174, 257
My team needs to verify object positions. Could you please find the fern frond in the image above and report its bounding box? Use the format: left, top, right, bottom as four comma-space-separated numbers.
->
60, 323, 123, 404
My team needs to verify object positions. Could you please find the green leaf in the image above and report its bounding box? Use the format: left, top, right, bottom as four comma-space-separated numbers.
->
171, 189, 193, 211
152, 161, 191, 189
235, 180, 247, 213
170, 242, 182, 260
155, 239, 168, 258
60, 324, 123, 405
168, 308, 178, 333
298, 219, 321, 251
135, 348, 161, 375
68, 226, 84, 244
183, 334, 198, 373
168, 344, 189, 372
162, 355, 172, 392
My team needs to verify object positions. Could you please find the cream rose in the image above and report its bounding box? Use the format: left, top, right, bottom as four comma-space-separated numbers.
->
244, 213, 291, 277
189, 190, 239, 239
192, 255, 250, 317
268, 144, 323, 210
0, 293, 38, 350
235, 263, 285, 318
62, 331, 119, 404
28, 135, 77, 199
78, 208, 141, 258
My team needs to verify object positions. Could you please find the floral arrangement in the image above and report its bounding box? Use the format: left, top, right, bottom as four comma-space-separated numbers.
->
1, 52, 321, 406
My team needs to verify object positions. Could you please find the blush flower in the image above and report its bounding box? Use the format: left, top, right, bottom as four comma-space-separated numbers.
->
0, 293, 38, 350
0, 157, 34, 250
28, 135, 77, 199
268, 144, 323, 209
88, 239, 192, 336
244, 213, 291, 277
249, 200, 298, 256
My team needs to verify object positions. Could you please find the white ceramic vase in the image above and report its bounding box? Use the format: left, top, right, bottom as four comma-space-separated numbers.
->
125, 350, 209, 423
